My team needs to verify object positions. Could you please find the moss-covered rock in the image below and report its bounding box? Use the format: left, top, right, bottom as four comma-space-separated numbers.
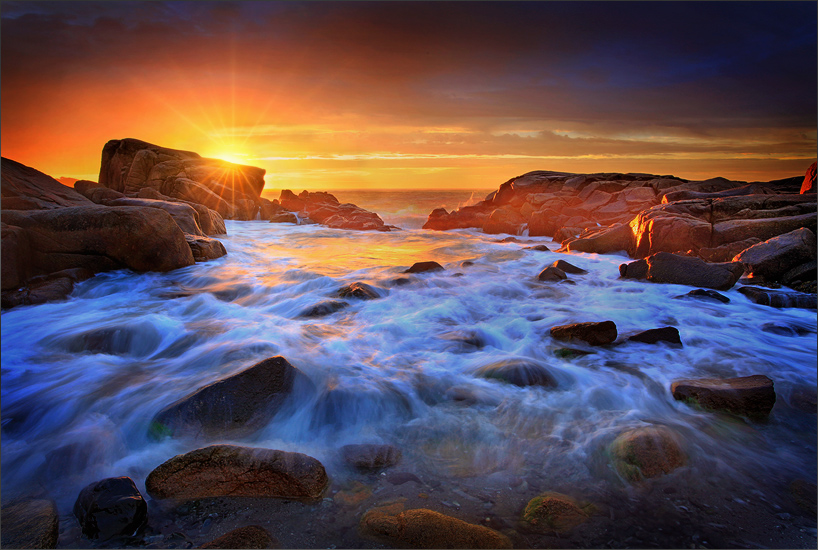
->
521, 491, 594, 533
609, 425, 685, 482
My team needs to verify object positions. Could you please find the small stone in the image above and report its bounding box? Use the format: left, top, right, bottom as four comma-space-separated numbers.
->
537, 266, 567, 281
627, 327, 682, 345
671, 375, 776, 419
404, 261, 444, 273
475, 359, 558, 388
676, 289, 731, 303
73, 477, 148, 541
341, 444, 401, 470
337, 282, 382, 300
610, 425, 686, 481
550, 259, 587, 274
298, 300, 349, 318
522, 492, 592, 534
550, 321, 617, 346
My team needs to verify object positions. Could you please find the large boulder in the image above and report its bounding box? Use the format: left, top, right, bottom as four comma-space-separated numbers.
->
145, 445, 328, 500
1, 206, 194, 275
565, 222, 633, 254
150, 356, 310, 439
644, 252, 743, 290
671, 375, 776, 419
0, 498, 60, 549
136, 187, 226, 235
733, 227, 816, 282
609, 426, 685, 481
360, 507, 512, 549
103, 197, 206, 236
98, 138, 265, 219
73, 477, 148, 541
550, 321, 617, 346
1, 157, 92, 210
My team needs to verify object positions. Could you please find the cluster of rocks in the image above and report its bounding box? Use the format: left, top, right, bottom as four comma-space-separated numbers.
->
424, 163, 817, 295
264, 189, 395, 231
1, 138, 397, 309
1, 156, 228, 309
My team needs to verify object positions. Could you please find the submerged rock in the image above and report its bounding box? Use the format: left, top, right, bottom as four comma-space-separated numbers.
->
200, 526, 277, 549
150, 356, 311, 439
337, 282, 382, 300
737, 286, 817, 309
475, 359, 558, 388
550, 321, 617, 346
341, 444, 402, 470
298, 300, 350, 318
522, 492, 592, 533
145, 445, 328, 500
671, 374, 776, 419
404, 261, 444, 273
610, 425, 685, 482
627, 327, 682, 345
73, 477, 148, 541
537, 266, 567, 282
550, 259, 587, 274
360, 507, 512, 549
675, 288, 731, 303
1, 498, 60, 549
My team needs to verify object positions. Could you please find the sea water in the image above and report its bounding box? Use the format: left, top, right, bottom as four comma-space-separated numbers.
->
1, 190, 816, 525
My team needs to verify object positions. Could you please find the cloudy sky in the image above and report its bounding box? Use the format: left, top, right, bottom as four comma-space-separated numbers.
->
2, 1, 816, 189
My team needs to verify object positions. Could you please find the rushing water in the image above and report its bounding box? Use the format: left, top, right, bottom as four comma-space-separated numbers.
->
2, 190, 816, 537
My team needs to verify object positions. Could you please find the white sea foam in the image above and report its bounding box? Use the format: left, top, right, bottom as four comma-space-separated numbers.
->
1, 201, 816, 508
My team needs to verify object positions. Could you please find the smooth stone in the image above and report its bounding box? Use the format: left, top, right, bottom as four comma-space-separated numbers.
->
671, 374, 776, 419
404, 261, 444, 273
73, 477, 148, 541
627, 327, 682, 345
610, 425, 685, 481
550, 321, 617, 346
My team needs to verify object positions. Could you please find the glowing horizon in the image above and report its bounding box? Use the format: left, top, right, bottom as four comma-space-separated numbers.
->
2, 2, 816, 191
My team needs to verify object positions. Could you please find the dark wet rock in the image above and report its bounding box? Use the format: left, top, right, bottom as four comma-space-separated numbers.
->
404, 261, 444, 273
645, 252, 744, 290
627, 327, 682, 345
550, 321, 617, 346
671, 374, 776, 418
151, 356, 311, 439
2, 269, 92, 309
553, 347, 593, 358
737, 286, 817, 309
801, 161, 816, 194
388, 277, 413, 286
73, 477, 148, 541
199, 525, 278, 549
440, 330, 485, 351
185, 235, 227, 262
341, 444, 401, 470
524, 244, 551, 251
619, 258, 648, 279
360, 506, 512, 549
298, 299, 350, 318
522, 492, 592, 533
537, 266, 567, 282
733, 227, 816, 282
270, 211, 298, 224
337, 282, 382, 300
1, 498, 60, 549
551, 259, 587, 274
145, 445, 328, 500
475, 359, 558, 388
386, 472, 423, 485
780, 260, 817, 286
610, 425, 685, 481
760, 322, 814, 336
675, 288, 731, 303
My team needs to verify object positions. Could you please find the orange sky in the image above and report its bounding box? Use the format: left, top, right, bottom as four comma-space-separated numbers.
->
2, 2, 816, 190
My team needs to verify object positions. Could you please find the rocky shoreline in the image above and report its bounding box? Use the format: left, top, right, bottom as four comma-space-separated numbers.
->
1, 140, 816, 549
